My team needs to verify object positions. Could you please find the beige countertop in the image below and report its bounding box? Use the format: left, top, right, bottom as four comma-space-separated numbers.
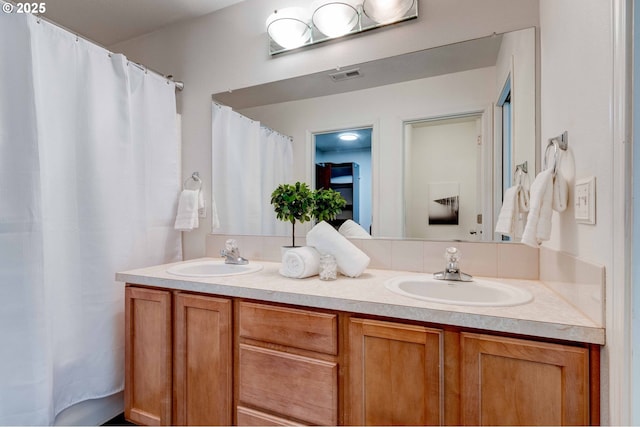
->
116, 258, 605, 345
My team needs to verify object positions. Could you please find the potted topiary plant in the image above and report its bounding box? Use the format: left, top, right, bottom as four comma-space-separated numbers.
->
270, 182, 314, 248
312, 187, 347, 224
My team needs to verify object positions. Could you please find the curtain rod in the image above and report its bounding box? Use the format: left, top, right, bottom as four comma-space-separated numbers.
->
1, 0, 184, 92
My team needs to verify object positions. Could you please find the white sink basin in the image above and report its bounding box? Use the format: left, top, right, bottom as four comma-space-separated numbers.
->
385, 275, 533, 307
167, 260, 263, 277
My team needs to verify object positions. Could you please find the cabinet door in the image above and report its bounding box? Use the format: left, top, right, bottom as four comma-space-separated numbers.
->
174, 293, 232, 426
347, 318, 443, 425
460, 333, 590, 425
125, 287, 172, 425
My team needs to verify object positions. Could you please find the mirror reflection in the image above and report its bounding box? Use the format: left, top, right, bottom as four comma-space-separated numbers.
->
213, 27, 536, 242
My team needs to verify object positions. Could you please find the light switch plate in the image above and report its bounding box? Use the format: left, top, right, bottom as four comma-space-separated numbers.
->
574, 176, 596, 224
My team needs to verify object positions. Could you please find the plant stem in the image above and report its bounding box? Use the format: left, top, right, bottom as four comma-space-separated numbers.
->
292, 220, 296, 247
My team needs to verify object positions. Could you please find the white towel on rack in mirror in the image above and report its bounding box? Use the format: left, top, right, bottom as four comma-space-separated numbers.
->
495, 186, 519, 237
174, 189, 199, 231
521, 168, 554, 247
495, 184, 530, 238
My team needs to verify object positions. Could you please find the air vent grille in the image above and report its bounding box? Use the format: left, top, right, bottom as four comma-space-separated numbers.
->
329, 68, 362, 82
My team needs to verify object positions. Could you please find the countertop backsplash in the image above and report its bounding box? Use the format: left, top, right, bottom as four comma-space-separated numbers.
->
206, 234, 539, 279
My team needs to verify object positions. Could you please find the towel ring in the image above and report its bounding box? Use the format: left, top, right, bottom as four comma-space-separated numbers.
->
513, 166, 528, 187
183, 172, 202, 190
543, 131, 569, 175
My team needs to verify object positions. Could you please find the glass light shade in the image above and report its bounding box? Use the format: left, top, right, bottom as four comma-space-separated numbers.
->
363, 0, 414, 24
266, 7, 312, 49
312, 1, 360, 38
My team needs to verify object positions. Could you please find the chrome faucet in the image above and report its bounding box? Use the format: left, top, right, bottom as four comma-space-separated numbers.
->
220, 239, 249, 265
433, 247, 473, 282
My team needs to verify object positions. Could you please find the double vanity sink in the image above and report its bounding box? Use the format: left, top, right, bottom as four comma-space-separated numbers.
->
120, 257, 603, 425
119, 257, 603, 344
167, 259, 534, 308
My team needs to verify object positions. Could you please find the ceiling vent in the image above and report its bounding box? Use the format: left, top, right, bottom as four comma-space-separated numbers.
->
329, 68, 362, 82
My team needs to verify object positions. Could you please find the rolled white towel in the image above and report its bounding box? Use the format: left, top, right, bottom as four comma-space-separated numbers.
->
174, 189, 199, 231
338, 219, 372, 239
279, 246, 321, 279
307, 221, 370, 278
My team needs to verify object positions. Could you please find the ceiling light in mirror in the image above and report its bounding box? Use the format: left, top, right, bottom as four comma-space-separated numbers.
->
266, 7, 312, 49
312, 1, 360, 38
339, 132, 359, 141
363, 0, 414, 24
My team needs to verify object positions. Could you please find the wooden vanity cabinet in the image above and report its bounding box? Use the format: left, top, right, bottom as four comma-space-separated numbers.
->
460, 333, 594, 426
125, 286, 599, 426
124, 286, 232, 426
346, 318, 444, 426
236, 301, 340, 426
173, 293, 232, 426
124, 287, 172, 425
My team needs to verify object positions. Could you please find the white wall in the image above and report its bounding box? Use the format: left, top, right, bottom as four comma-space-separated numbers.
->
539, 0, 616, 424
240, 67, 496, 237
111, 0, 540, 258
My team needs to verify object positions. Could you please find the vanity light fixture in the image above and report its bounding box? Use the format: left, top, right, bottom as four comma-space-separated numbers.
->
266, 7, 312, 49
312, 0, 360, 38
266, 0, 417, 55
362, 0, 414, 24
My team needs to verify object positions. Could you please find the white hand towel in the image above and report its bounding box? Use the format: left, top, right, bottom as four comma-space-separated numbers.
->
174, 189, 199, 231
307, 221, 370, 278
552, 172, 568, 212
521, 168, 554, 247
279, 246, 321, 279
338, 219, 372, 239
495, 186, 519, 236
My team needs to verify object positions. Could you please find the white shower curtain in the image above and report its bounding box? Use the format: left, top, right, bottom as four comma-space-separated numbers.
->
0, 13, 181, 425
211, 104, 293, 235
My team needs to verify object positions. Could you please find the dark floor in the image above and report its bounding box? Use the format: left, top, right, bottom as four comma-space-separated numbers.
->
102, 413, 135, 426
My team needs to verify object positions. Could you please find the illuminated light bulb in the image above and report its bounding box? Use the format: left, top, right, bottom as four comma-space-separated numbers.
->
266, 7, 312, 49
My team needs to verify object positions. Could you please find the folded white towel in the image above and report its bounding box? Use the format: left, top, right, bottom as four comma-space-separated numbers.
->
307, 221, 370, 277
495, 186, 519, 237
279, 246, 321, 279
495, 185, 530, 238
521, 169, 554, 247
338, 220, 372, 239
552, 172, 568, 212
174, 189, 199, 231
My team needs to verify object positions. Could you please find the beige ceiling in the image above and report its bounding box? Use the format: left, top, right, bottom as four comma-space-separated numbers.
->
40, 0, 245, 46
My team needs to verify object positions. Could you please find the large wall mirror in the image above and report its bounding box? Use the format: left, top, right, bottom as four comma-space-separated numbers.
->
213, 27, 536, 242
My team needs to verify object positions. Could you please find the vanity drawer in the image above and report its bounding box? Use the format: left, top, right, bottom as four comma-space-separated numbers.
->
236, 406, 306, 426
238, 301, 338, 355
238, 344, 338, 426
